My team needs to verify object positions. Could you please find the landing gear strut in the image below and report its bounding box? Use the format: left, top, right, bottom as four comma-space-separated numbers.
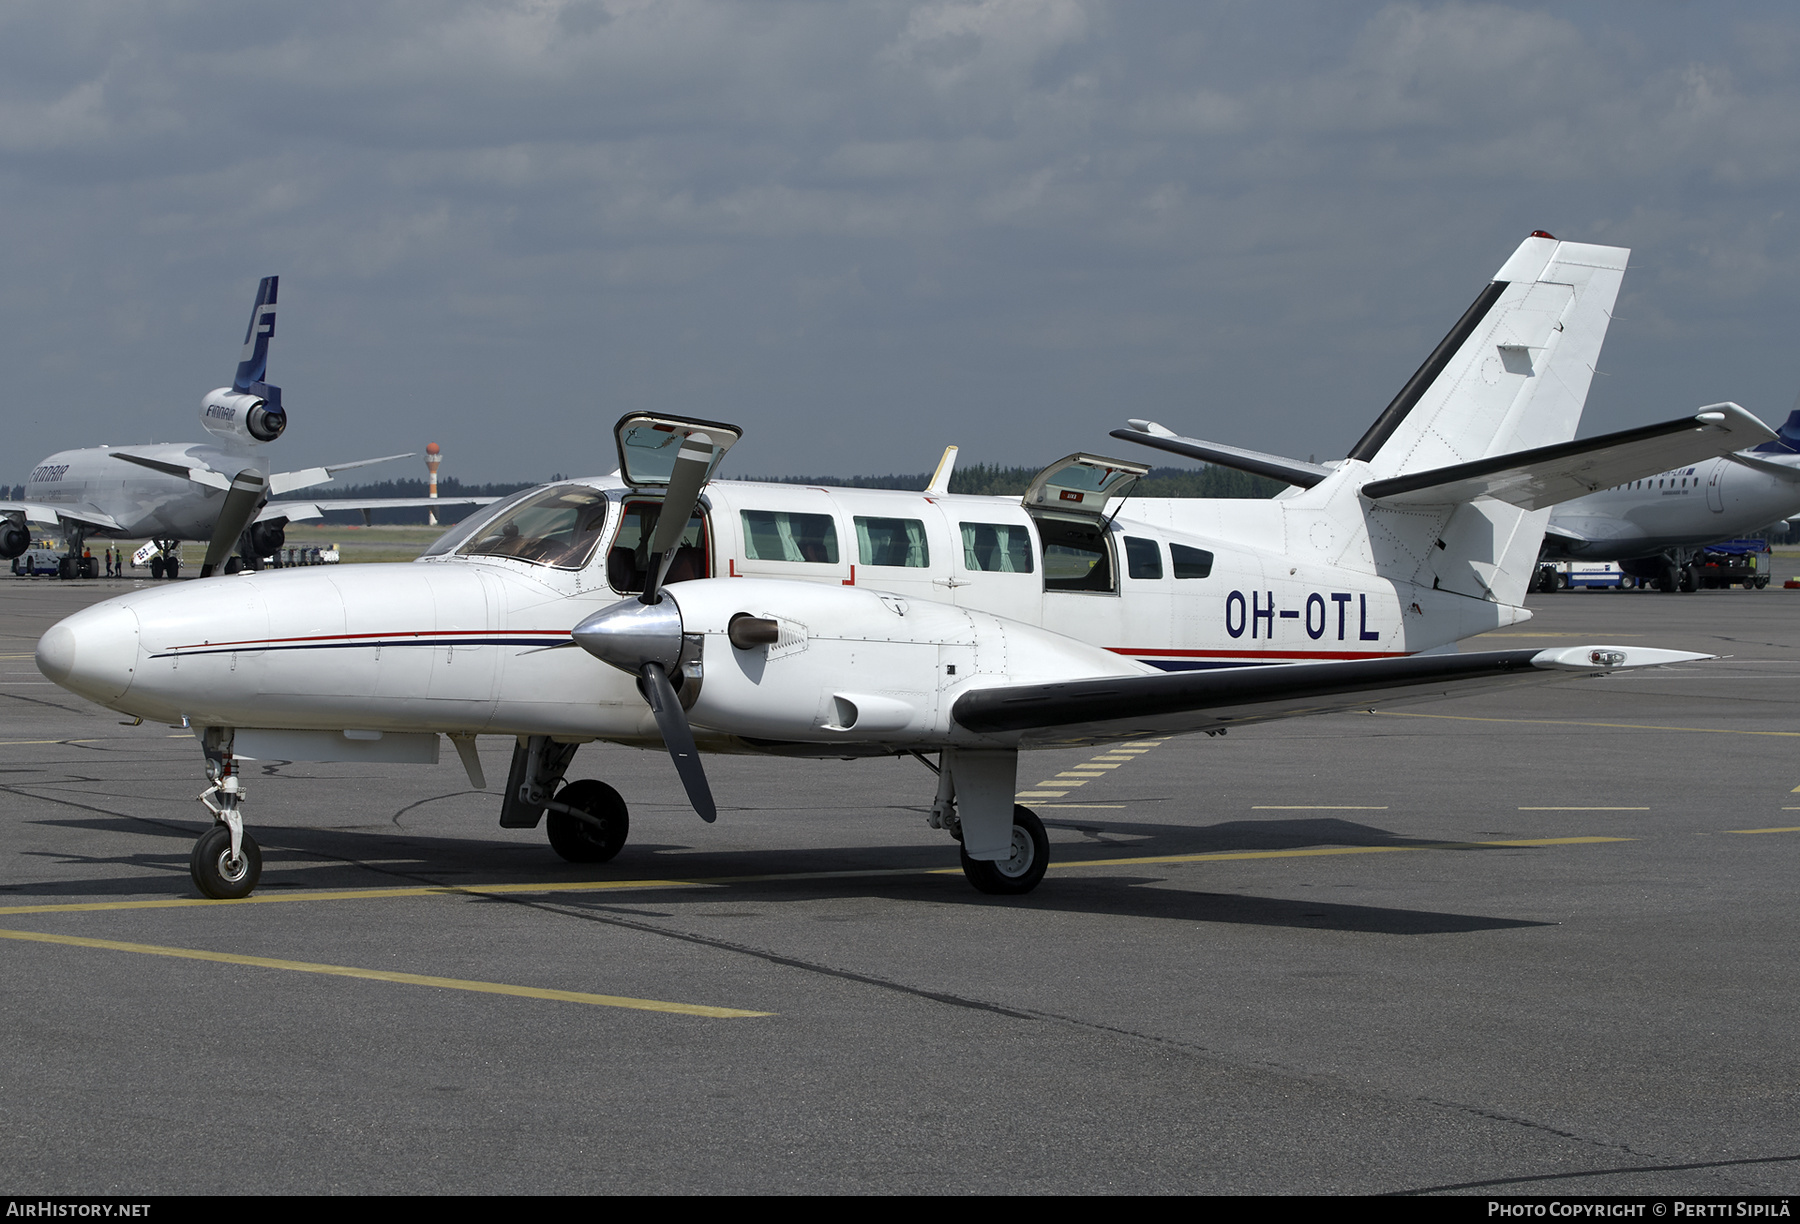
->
192, 726, 261, 899
500, 735, 633, 864
921, 748, 1050, 895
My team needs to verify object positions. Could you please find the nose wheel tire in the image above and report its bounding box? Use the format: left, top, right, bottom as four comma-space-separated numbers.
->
961, 805, 1049, 895
546, 779, 630, 863
191, 825, 262, 899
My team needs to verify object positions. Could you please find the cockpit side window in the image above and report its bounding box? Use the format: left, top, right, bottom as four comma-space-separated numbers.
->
420, 487, 538, 558
455, 485, 611, 570
608, 500, 710, 593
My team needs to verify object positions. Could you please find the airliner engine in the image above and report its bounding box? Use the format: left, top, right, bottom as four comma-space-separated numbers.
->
198, 387, 286, 445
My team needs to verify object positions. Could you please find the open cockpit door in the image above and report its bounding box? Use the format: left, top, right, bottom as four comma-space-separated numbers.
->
1022, 454, 1149, 523
614, 413, 742, 490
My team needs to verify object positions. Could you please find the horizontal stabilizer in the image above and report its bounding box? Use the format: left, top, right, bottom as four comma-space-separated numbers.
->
1360, 404, 1772, 509
1110, 420, 1333, 488
953, 645, 1711, 746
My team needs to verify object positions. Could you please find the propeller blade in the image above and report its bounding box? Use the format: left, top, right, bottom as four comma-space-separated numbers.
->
641, 661, 716, 822
640, 432, 713, 604
200, 469, 268, 577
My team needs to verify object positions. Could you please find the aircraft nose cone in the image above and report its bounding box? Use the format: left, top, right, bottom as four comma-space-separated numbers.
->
37, 602, 140, 704
571, 596, 684, 675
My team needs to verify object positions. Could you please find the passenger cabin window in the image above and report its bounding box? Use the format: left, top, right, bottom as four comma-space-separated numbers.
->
1124, 536, 1163, 580
456, 485, 610, 570
741, 510, 839, 564
1171, 543, 1214, 579
1038, 518, 1114, 592
855, 517, 930, 568
608, 500, 710, 593
960, 522, 1035, 573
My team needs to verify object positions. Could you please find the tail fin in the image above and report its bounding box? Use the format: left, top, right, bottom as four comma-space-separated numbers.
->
1349, 234, 1626, 479
1347, 234, 1629, 609
233, 276, 279, 394
1751, 405, 1800, 454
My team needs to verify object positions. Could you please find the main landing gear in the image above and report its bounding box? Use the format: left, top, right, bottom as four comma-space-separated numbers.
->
191, 727, 261, 899
923, 748, 1049, 895
499, 735, 632, 864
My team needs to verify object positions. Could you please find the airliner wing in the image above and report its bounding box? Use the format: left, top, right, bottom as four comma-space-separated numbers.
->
0, 501, 122, 532
267, 454, 415, 496
261, 496, 497, 524
951, 646, 1709, 747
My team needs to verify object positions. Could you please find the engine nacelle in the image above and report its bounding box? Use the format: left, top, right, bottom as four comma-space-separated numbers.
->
661, 579, 1148, 747
0, 520, 28, 561
246, 520, 286, 559
199, 387, 286, 445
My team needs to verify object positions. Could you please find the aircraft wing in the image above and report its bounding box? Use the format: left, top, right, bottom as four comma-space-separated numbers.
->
267, 454, 415, 496
0, 501, 123, 532
1361, 404, 1773, 509
109, 451, 232, 491
951, 646, 1709, 747
261, 496, 497, 524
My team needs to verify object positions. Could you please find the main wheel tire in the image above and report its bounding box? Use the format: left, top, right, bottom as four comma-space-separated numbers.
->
546, 779, 630, 863
960, 805, 1049, 896
150, 556, 165, 579
165, 557, 180, 580
190, 825, 262, 900
223, 557, 242, 575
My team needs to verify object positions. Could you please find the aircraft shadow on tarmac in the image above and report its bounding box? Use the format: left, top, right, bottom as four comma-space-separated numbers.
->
10, 812, 1556, 935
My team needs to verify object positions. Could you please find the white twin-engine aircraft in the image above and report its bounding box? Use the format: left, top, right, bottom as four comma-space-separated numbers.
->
35, 233, 1773, 901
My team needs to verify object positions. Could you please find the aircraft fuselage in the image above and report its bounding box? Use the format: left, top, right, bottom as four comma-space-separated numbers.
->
25, 441, 265, 541
44, 474, 1529, 751
1543, 453, 1800, 560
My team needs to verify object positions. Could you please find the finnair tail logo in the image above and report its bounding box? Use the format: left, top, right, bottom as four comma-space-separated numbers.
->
240, 303, 275, 362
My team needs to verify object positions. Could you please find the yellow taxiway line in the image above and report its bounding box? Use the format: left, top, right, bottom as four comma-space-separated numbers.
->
0, 927, 770, 1018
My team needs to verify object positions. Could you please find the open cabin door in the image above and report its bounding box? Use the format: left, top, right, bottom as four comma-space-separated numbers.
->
609, 413, 743, 593
1023, 454, 1149, 522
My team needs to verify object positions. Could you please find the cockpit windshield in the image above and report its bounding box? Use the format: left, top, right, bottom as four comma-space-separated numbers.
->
450, 485, 611, 570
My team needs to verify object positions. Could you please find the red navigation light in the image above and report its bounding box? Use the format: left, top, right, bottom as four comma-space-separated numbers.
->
1530, 230, 1556, 239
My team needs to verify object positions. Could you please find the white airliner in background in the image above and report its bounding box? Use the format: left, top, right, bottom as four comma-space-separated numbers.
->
1, 277, 488, 579
36, 233, 1768, 901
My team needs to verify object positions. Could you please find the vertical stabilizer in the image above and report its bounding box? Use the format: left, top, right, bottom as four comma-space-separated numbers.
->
234, 276, 279, 393
1347, 234, 1628, 608
1352, 235, 1625, 478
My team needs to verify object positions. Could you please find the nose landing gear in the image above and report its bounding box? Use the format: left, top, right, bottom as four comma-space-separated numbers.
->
192, 728, 262, 899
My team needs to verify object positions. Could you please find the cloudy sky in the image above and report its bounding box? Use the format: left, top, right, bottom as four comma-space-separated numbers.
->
3, 1, 1797, 484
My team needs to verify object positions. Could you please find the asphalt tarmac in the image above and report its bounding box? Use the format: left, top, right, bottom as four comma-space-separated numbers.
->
3, 573, 1799, 1195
